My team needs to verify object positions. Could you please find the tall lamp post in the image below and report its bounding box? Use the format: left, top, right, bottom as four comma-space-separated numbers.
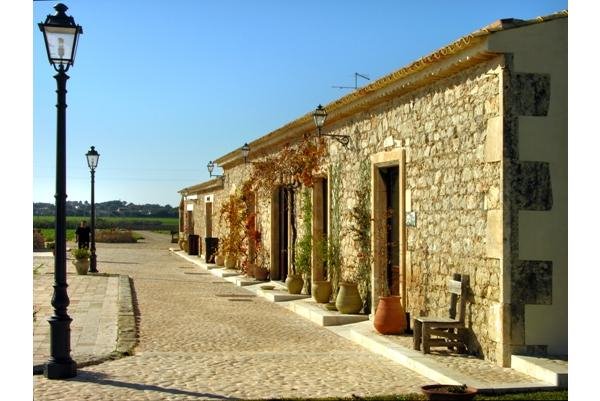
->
86, 146, 99, 273
38, 3, 82, 380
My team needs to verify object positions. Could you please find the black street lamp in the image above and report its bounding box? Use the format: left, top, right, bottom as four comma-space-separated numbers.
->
38, 3, 82, 380
241, 143, 250, 163
313, 104, 350, 147
207, 160, 224, 180
86, 146, 99, 273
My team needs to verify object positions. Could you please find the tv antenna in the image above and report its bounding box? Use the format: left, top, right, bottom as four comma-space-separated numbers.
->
332, 72, 370, 90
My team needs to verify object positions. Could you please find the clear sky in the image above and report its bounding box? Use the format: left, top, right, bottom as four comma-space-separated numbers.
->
32, 0, 568, 207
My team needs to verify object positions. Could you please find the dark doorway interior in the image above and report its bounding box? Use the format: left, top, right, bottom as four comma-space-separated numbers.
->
278, 187, 290, 282
380, 166, 400, 296
322, 178, 329, 279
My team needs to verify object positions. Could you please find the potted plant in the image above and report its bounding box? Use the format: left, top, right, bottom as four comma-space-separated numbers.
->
253, 241, 270, 281
312, 238, 331, 303
372, 208, 406, 334
291, 188, 312, 295
71, 248, 91, 275
420, 384, 477, 401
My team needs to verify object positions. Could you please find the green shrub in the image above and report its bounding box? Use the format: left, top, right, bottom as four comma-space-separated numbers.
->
70, 248, 90, 259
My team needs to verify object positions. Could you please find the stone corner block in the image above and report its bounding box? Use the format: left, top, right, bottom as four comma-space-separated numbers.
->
485, 209, 503, 258
485, 116, 503, 163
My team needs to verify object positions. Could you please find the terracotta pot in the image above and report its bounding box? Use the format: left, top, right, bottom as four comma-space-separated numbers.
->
312, 280, 332, 303
215, 254, 225, 266
285, 274, 304, 294
420, 385, 477, 401
224, 256, 237, 269
73, 259, 89, 275
335, 282, 362, 314
374, 296, 406, 334
254, 266, 269, 281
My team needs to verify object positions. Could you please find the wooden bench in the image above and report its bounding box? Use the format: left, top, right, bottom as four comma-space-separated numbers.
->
170, 230, 179, 244
413, 273, 469, 354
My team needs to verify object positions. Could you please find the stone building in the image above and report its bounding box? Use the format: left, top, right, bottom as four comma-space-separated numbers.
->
178, 11, 567, 367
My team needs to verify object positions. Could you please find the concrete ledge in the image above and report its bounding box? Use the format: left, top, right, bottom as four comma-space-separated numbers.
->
511, 355, 568, 387
211, 268, 241, 278
287, 298, 369, 326
349, 321, 473, 386
257, 288, 310, 302
234, 277, 263, 286
348, 321, 555, 391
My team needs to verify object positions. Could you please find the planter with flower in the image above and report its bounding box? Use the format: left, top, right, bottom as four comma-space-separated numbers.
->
71, 248, 91, 275
253, 240, 270, 281
420, 384, 477, 401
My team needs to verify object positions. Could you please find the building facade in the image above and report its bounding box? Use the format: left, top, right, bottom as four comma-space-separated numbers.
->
178, 12, 567, 367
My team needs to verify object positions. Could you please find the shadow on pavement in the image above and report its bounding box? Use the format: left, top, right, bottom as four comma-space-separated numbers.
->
72, 370, 235, 400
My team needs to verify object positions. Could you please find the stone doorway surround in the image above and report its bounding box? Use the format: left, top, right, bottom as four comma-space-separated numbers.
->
371, 148, 406, 315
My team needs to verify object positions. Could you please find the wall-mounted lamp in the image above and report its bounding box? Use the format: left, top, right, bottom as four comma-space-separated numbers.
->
313, 104, 350, 147
241, 143, 250, 163
207, 160, 224, 181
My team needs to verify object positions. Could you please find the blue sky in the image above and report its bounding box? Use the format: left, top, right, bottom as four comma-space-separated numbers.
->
32, 0, 568, 207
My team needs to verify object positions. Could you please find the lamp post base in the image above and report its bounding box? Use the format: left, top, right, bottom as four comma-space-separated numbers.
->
44, 315, 77, 379
44, 358, 77, 379
89, 252, 98, 273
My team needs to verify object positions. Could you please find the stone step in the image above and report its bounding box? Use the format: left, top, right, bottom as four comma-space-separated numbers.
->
257, 288, 310, 302
212, 269, 241, 278
286, 298, 369, 326
511, 355, 568, 387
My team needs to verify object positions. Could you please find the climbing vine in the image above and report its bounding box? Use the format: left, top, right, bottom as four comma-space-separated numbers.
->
328, 162, 343, 298
347, 158, 372, 312
294, 188, 312, 293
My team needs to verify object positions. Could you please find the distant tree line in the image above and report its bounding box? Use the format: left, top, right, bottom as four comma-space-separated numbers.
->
33, 200, 178, 218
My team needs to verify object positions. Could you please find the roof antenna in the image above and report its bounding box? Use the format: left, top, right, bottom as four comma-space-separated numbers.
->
332, 72, 370, 90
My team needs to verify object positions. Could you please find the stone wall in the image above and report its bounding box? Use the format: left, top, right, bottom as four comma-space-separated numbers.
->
214, 57, 505, 362
319, 58, 504, 362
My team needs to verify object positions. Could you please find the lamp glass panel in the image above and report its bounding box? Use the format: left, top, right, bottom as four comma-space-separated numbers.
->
313, 112, 326, 128
87, 154, 99, 170
43, 25, 77, 65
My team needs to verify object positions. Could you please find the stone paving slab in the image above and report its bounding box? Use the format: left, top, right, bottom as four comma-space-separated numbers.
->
33, 252, 137, 373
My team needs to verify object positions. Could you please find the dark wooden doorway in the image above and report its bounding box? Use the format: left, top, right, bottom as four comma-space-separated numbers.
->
380, 166, 400, 296
278, 187, 290, 282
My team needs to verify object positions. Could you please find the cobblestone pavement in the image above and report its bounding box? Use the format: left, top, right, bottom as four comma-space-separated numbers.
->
34, 232, 430, 400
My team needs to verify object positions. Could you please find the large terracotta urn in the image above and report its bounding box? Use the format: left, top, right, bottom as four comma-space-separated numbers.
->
254, 266, 269, 281
374, 295, 406, 334
215, 254, 225, 266
285, 274, 304, 294
312, 280, 332, 303
335, 282, 363, 314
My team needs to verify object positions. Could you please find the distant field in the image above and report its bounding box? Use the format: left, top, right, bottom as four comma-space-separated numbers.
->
34, 216, 179, 232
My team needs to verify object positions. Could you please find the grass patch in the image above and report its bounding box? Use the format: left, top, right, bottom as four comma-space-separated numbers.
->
40, 228, 75, 242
